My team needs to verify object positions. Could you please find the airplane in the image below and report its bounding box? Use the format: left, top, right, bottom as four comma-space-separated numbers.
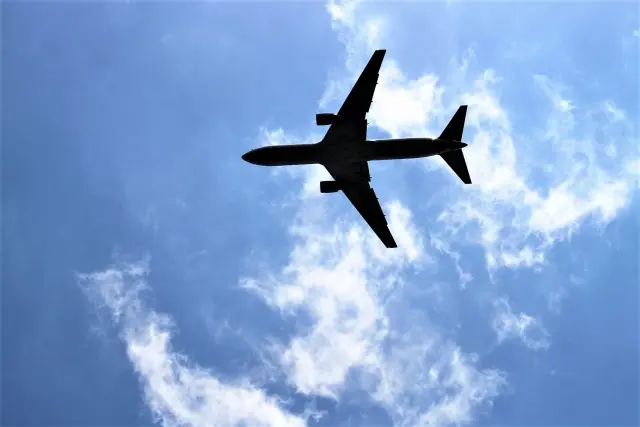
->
242, 49, 472, 248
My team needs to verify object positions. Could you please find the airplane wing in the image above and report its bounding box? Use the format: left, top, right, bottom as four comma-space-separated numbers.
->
336, 49, 386, 120
324, 161, 398, 248
322, 49, 386, 143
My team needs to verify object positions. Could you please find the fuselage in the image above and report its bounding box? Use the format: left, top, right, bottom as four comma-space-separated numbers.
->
242, 138, 467, 166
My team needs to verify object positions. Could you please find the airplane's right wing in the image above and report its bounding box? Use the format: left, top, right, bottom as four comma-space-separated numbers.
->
341, 182, 397, 248
324, 161, 397, 248
317, 49, 396, 247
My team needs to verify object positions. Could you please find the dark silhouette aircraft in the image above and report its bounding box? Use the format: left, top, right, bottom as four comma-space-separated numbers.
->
242, 49, 472, 248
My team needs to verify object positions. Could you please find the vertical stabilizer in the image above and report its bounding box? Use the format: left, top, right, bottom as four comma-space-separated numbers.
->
438, 105, 467, 141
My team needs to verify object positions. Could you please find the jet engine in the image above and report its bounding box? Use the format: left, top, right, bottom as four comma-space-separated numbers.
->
316, 113, 337, 126
320, 180, 341, 193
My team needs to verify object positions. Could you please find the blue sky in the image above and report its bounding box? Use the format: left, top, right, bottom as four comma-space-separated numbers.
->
2, 1, 639, 426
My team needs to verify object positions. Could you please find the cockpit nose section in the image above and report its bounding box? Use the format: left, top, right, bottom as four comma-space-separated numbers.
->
242, 149, 259, 164
242, 147, 276, 165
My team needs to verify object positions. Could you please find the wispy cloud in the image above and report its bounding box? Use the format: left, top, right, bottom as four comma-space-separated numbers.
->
79, 261, 307, 427
492, 298, 551, 351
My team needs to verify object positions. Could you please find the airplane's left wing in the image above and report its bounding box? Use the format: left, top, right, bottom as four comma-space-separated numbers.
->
324, 161, 397, 248
336, 49, 386, 120
321, 50, 386, 144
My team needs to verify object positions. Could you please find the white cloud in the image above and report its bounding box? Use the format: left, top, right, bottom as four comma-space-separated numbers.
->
492, 298, 551, 351
451, 70, 634, 270
370, 66, 444, 139
429, 235, 473, 289
241, 191, 506, 425
547, 286, 568, 314
79, 261, 307, 427
407, 67, 638, 271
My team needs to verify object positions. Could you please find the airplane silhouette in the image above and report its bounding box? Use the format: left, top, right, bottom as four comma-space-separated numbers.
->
243, 49, 471, 248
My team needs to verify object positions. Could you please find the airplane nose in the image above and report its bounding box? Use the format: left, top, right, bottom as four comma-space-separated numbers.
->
242, 150, 255, 163
242, 147, 271, 165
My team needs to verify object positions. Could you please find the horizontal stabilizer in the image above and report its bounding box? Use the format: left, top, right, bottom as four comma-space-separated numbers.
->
440, 149, 472, 184
438, 105, 471, 184
439, 105, 467, 142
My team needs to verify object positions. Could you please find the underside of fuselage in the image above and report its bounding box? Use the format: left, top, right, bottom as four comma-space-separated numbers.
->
242, 138, 467, 166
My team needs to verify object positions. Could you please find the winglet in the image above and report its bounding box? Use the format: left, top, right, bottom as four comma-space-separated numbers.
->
367, 49, 386, 74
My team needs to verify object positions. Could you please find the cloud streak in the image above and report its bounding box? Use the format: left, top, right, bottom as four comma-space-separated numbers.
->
492, 298, 551, 351
79, 262, 307, 427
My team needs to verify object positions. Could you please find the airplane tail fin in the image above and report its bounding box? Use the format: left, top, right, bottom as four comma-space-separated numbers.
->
438, 105, 472, 184
439, 105, 467, 142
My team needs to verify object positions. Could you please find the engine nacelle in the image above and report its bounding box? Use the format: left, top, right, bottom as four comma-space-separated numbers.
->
320, 180, 341, 193
316, 113, 337, 126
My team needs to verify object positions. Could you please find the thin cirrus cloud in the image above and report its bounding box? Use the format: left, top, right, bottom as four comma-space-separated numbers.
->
78, 262, 308, 427
81, 1, 638, 426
